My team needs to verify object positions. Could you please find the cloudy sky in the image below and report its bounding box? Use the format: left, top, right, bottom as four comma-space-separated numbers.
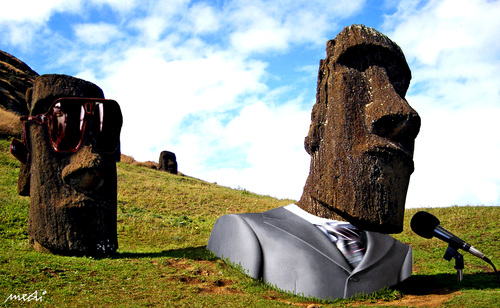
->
1, 0, 499, 208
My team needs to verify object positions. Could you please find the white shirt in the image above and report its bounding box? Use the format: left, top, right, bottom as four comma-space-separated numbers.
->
283, 203, 347, 225
283, 204, 360, 244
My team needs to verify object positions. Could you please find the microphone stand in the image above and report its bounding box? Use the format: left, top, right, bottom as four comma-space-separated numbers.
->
443, 244, 464, 281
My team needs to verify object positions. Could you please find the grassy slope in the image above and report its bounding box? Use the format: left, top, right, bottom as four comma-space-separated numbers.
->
0, 135, 499, 307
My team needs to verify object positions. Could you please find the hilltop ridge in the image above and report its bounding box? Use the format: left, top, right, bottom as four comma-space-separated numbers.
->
0, 50, 38, 115
0, 50, 39, 137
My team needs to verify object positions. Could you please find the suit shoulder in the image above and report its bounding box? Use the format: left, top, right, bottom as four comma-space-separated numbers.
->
207, 213, 263, 278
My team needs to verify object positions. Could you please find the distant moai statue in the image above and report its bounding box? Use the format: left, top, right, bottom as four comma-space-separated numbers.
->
10, 74, 122, 256
158, 151, 178, 174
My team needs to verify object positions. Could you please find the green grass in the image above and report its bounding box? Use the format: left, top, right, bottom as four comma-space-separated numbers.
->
0, 135, 499, 307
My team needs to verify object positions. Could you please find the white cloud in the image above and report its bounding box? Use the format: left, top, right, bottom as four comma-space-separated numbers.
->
230, 16, 292, 54
128, 0, 190, 41
385, 0, 500, 207
386, 0, 500, 66
226, 0, 366, 54
0, 0, 82, 22
83, 42, 269, 163
74, 23, 123, 45
406, 100, 500, 207
131, 16, 170, 41
0, 0, 83, 49
1, 23, 39, 50
90, 0, 138, 12
186, 3, 221, 34
184, 99, 312, 199
71, 0, 368, 178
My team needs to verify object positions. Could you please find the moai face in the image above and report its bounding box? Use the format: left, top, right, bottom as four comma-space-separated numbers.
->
298, 25, 421, 233
11, 74, 122, 256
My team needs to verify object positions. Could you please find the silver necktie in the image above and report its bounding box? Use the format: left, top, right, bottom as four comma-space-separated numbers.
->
316, 222, 366, 269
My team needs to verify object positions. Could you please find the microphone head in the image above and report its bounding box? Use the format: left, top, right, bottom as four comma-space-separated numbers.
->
411, 211, 441, 239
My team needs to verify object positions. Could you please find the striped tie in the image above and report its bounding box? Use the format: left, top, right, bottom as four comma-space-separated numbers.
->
316, 222, 366, 269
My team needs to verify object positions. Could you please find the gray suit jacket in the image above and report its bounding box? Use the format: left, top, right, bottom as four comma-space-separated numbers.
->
207, 206, 412, 300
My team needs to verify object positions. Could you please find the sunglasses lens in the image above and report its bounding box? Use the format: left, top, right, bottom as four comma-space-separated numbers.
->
47, 102, 85, 152
94, 101, 123, 153
10, 138, 30, 164
44, 98, 122, 154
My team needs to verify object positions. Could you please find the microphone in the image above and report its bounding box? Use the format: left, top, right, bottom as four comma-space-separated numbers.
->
410, 211, 489, 262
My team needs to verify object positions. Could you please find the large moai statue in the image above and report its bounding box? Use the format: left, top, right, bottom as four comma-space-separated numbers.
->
10, 74, 123, 256
158, 150, 178, 174
207, 25, 420, 300
297, 24, 421, 233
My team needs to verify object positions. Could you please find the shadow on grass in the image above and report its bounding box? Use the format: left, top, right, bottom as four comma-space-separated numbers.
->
395, 272, 500, 295
111, 246, 218, 261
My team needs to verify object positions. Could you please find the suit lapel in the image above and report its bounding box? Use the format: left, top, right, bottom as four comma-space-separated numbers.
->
262, 207, 398, 275
353, 231, 395, 274
262, 207, 352, 272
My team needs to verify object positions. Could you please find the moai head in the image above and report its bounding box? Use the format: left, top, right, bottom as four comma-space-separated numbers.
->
10, 74, 122, 256
297, 25, 421, 233
158, 151, 178, 174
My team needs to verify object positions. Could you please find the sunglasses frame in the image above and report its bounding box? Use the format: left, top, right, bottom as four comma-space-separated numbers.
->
10, 97, 122, 164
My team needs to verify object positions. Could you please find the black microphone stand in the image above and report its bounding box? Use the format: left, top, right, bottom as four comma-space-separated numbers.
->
443, 244, 464, 281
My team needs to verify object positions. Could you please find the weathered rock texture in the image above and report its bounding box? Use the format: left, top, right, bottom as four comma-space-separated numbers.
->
0, 50, 38, 114
0, 50, 38, 136
21, 74, 119, 256
297, 25, 421, 234
158, 150, 178, 174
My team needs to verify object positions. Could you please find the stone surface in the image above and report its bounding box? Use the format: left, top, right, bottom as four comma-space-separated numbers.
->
158, 150, 178, 174
20, 74, 119, 256
297, 25, 421, 234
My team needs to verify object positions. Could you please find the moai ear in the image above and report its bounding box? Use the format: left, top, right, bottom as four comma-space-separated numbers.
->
17, 87, 33, 196
26, 87, 33, 114
18, 163, 30, 196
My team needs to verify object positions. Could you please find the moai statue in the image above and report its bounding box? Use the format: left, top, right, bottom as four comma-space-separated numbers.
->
10, 74, 122, 256
158, 150, 178, 174
207, 25, 420, 300
297, 24, 420, 234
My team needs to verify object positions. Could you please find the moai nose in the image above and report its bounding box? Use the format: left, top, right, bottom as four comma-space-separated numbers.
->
61, 145, 105, 193
365, 69, 421, 156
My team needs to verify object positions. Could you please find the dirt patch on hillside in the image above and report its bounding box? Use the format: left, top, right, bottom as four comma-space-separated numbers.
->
163, 258, 242, 295
352, 292, 459, 307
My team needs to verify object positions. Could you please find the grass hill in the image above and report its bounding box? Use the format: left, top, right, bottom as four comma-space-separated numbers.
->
0, 135, 499, 307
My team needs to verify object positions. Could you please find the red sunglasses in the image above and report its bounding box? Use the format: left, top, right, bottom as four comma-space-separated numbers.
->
10, 97, 123, 164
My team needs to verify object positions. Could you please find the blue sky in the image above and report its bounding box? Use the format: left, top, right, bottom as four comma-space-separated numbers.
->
1, 0, 500, 208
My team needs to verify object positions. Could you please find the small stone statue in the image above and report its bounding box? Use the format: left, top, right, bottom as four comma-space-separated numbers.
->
158, 150, 178, 174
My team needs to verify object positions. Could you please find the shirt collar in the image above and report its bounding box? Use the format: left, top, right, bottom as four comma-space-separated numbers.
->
283, 204, 348, 226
